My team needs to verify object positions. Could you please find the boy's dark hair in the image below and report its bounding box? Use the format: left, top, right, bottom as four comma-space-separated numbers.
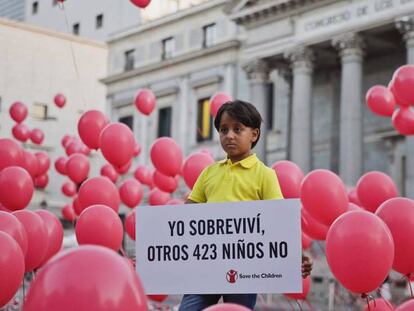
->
214, 100, 262, 148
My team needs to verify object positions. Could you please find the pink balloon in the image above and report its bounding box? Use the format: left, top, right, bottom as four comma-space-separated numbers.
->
182, 152, 214, 189
347, 202, 362, 211
22, 150, 39, 178
72, 196, 82, 216
148, 188, 171, 206
116, 159, 132, 175
363, 298, 394, 311
35, 210, 63, 265
66, 140, 85, 156
392, 107, 414, 135
54, 93, 66, 108
366, 85, 396, 117
76, 205, 123, 251
23, 246, 148, 311
34, 174, 49, 189
326, 211, 394, 293
78, 177, 121, 213
0, 231, 25, 308
134, 88, 156, 115
0, 166, 34, 211
12, 123, 30, 142
396, 300, 414, 311
272, 160, 304, 198
9, 101, 28, 123
151, 137, 183, 177
285, 277, 311, 300
166, 198, 185, 205
61, 204, 76, 222
209, 92, 233, 117
125, 209, 136, 240
376, 197, 414, 275
35, 151, 50, 176
100, 123, 135, 168
66, 153, 89, 184
13, 210, 48, 272
54, 156, 67, 175
153, 170, 178, 193
302, 232, 312, 250
301, 169, 348, 226
301, 208, 329, 241
100, 164, 119, 183
30, 128, 44, 145
0, 138, 23, 171
119, 178, 144, 208
390, 65, 414, 106
133, 143, 141, 157
204, 304, 251, 311
0, 211, 28, 256
357, 171, 398, 213
61, 135, 73, 148
78, 110, 109, 150
62, 181, 77, 197
134, 165, 152, 185
348, 187, 362, 206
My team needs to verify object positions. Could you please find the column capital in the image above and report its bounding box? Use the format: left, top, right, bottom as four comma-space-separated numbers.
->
396, 16, 414, 43
284, 46, 314, 72
243, 59, 271, 82
332, 33, 365, 59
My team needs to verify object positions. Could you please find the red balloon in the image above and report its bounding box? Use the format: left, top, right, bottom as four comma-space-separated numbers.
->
78, 110, 109, 149
133, 143, 141, 157
182, 152, 214, 189
9, 101, 28, 123
61, 135, 74, 148
209, 92, 233, 117
151, 137, 183, 177
66, 153, 90, 184
54, 156, 67, 175
62, 181, 77, 197
34, 174, 49, 189
285, 277, 311, 300
72, 196, 83, 216
119, 178, 144, 208
272, 160, 304, 198
147, 295, 167, 303
357, 171, 398, 213
30, 128, 44, 145
125, 209, 136, 240
153, 170, 178, 193
366, 85, 396, 117
302, 232, 312, 250
54, 93, 66, 108
0, 231, 25, 308
326, 211, 394, 293
100, 164, 119, 183
13, 210, 48, 272
347, 187, 362, 206
204, 304, 251, 311
0, 211, 28, 256
363, 298, 394, 311
376, 197, 414, 275
392, 107, 414, 135
347, 202, 362, 211
66, 140, 85, 156
301, 169, 348, 226
134, 165, 152, 185
78, 177, 120, 213
35, 151, 50, 176
12, 123, 30, 142
148, 188, 171, 206
301, 208, 329, 241
76, 205, 123, 251
166, 198, 185, 205
35, 210, 63, 265
0, 166, 33, 211
134, 88, 156, 115
100, 123, 135, 168
396, 300, 414, 311
23, 246, 148, 311
22, 150, 39, 178
0, 138, 23, 171
61, 204, 76, 222
390, 65, 414, 106
116, 159, 132, 175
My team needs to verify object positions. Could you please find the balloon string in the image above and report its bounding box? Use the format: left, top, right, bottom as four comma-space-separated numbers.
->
294, 300, 304, 311
273, 297, 287, 311
304, 299, 317, 311
284, 296, 295, 311
406, 274, 414, 298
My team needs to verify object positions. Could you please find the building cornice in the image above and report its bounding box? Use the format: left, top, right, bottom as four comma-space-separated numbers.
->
101, 40, 240, 85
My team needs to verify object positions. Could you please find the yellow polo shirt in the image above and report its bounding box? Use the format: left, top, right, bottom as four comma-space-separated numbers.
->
188, 154, 284, 203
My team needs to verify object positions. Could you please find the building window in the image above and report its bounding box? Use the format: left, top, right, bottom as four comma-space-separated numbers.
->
267, 83, 274, 129
96, 14, 103, 29
73, 23, 80, 35
196, 98, 213, 142
202, 23, 216, 48
124, 49, 135, 71
162, 37, 175, 60
158, 107, 172, 137
32, 1, 39, 14
119, 115, 133, 131
32, 103, 48, 120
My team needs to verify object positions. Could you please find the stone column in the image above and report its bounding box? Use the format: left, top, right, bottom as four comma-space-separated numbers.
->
333, 33, 365, 185
396, 16, 414, 199
285, 47, 314, 173
243, 59, 271, 164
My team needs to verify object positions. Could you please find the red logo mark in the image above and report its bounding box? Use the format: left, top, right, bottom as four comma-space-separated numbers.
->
226, 269, 238, 284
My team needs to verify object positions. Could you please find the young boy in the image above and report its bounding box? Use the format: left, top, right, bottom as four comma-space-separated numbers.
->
179, 100, 312, 311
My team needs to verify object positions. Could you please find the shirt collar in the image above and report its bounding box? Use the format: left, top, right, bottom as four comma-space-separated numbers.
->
218, 154, 258, 168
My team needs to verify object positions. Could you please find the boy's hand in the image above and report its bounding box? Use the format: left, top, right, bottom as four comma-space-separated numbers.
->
301, 254, 313, 278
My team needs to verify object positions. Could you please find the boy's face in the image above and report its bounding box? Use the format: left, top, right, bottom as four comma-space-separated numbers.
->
218, 111, 259, 163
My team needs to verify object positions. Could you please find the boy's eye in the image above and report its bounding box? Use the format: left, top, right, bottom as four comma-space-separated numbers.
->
219, 128, 228, 134
234, 127, 241, 133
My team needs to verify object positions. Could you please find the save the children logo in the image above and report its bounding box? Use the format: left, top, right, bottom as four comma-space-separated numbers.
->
226, 269, 238, 283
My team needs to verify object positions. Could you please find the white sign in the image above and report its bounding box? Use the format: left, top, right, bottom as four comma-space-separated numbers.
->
136, 199, 302, 295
